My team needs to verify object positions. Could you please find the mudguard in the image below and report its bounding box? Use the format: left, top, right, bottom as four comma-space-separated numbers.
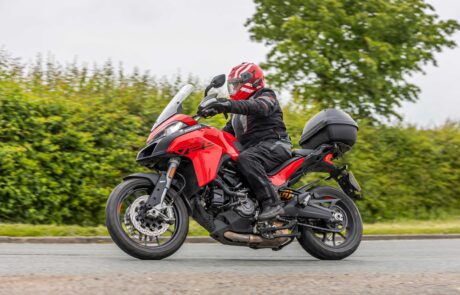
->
123, 172, 160, 184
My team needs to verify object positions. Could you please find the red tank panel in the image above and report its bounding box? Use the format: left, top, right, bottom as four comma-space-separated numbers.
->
167, 126, 240, 187
269, 157, 305, 186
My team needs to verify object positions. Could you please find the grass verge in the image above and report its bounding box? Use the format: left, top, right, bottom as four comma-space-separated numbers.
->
1, 218, 459, 237
364, 219, 460, 235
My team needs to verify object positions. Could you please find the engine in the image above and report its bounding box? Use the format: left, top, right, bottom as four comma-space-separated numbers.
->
208, 188, 256, 217
204, 164, 257, 218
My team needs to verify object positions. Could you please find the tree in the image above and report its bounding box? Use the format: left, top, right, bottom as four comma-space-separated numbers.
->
246, 0, 459, 120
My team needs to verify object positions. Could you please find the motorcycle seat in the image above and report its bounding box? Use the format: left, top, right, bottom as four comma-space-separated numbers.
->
292, 149, 314, 157
267, 156, 303, 176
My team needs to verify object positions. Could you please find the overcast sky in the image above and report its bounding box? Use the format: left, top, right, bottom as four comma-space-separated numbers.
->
0, 0, 459, 126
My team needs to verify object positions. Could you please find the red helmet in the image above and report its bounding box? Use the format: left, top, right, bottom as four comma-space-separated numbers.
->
227, 62, 265, 100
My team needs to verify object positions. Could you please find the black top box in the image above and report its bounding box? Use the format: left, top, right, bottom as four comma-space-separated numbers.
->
299, 109, 358, 149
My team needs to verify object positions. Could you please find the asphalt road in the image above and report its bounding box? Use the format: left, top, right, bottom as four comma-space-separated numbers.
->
1, 240, 460, 295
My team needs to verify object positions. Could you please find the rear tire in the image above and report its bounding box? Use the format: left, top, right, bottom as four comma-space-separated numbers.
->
297, 186, 362, 260
106, 178, 189, 260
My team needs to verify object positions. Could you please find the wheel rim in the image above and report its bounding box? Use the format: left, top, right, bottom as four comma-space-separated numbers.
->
116, 187, 180, 248
309, 196, 356, 248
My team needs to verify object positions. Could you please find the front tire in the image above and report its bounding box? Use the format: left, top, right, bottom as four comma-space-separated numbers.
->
106, 178, 189, 260
297, 186, 363, 260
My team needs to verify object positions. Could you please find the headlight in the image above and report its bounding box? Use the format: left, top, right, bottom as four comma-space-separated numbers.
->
163, 121, 186, 136
149, 121, 187, 142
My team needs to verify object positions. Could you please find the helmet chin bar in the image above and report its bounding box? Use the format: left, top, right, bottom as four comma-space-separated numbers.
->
229, 83, 260, 100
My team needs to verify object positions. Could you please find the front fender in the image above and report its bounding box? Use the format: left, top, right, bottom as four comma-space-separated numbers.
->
123, 172, 160, 184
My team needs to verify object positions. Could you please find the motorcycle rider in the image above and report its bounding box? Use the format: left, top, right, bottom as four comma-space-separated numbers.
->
198, 62, 292, 220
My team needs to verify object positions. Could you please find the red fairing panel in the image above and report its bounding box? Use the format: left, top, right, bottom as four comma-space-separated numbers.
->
218, 131, 240, 161
167, 126, 240, 187
147, 114, 197, 142
269, 158, 305, 186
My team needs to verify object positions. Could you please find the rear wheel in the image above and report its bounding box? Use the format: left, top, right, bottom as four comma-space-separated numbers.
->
297, 186, 362, 260
105, 178, 188, 260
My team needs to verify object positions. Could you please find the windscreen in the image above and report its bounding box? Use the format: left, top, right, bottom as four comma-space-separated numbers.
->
152, 84, 195, 130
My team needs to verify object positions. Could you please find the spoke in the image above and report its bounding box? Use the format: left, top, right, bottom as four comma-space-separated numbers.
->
322, 232, 327, 242
338, 232, 347, 239
156, 236, 161, 245
332, 233, 336, 247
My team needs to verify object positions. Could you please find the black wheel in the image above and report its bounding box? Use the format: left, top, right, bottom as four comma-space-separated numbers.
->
105, 178, 189, 260
297, 186, 362, 260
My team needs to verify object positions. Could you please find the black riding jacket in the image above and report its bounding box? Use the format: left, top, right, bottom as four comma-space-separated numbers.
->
223, 88, 289, 148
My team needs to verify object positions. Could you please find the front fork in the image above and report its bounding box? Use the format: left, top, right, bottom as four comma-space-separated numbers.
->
145, 157, 181, 210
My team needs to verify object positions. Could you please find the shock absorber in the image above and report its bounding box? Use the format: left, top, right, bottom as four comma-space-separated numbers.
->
159, 157, 181, 205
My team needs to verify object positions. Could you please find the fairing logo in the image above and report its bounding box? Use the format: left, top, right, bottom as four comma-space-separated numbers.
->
176, 142, 214, 155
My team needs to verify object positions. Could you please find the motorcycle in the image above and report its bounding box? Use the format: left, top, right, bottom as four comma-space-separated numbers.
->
105, 74, 363, 260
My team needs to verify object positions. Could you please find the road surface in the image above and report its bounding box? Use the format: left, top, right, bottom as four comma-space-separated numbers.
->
1, 240, 459, 294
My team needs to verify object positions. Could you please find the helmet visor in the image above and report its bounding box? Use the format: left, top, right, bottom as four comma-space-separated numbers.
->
227, 79, 243, 96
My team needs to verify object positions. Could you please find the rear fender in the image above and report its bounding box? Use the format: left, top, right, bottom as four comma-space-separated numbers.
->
333, 169, 362, 199
285, 145, 362, 199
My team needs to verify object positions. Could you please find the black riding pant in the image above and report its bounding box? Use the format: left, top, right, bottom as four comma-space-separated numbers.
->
236, 139, 292, 206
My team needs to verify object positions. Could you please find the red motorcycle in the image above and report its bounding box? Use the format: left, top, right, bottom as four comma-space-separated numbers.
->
106, 75, 363, 260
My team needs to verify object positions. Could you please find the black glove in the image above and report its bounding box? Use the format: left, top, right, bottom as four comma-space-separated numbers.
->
200, 108, 219, 118
198, 98, 232, 118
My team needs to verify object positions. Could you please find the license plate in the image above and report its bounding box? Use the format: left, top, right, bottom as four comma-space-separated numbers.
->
348, 171, 361, 191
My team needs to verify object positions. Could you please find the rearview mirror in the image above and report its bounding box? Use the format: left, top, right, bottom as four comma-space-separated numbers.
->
204, 74, 226, 96
210, 74, 226, 88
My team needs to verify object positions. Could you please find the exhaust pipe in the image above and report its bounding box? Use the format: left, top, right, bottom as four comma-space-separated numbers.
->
224, 231, 289, 248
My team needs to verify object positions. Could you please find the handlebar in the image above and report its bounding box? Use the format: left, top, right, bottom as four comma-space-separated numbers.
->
193, 112, 227, 121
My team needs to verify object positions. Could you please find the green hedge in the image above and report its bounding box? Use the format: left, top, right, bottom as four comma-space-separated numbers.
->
0, 82, 144, 225
0, 53, 459, 224
348, 122, 460, 221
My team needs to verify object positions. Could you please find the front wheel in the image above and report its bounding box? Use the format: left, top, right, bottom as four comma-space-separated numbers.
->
297, 186, 363, 260
105, 178, 189, 260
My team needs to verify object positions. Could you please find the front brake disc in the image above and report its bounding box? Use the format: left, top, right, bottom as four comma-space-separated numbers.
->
128, 195, 171, 237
